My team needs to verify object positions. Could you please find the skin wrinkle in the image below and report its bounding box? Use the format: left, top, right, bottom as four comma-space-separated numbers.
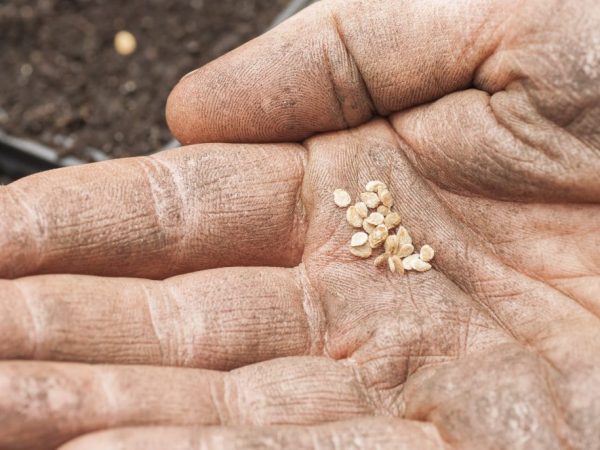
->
145, 155, 189, 271
327, 6, 377, 120
12, 280, 40, 360
5, 184, 45, 275
294, 264, 326, 356
139, 282, 165, 366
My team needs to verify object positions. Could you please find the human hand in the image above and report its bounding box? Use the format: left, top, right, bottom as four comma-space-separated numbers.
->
1, 0, 599, 449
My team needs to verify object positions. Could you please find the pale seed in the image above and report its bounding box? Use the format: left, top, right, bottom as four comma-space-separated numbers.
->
396, 243, 414, 258
360, 192, 380, 209
346, 206, 364, 228
334, 189, 352, 207
390, 255, 404, 274
396, 226, 412, 245
366, 180, 386, 192
377, 205, 390, 216
374, 252, 390, 267
363, 219, 376, 234
355, 202, 369, 218
378, 189, 394, 207
351, 232, 369, 247
366, 212, 385, 226
388, 256, 397, 273
369, 224, 389, 248
384, 235, 399, 254
420, 245, 435, 262
402, 254, 420, 271
114, 30, 137, 56
412, 258, 432, 272
350, 242, 372, 258
384, 212, 401, 229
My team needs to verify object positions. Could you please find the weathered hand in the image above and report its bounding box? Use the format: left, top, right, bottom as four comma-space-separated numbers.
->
1, 0, 599, 449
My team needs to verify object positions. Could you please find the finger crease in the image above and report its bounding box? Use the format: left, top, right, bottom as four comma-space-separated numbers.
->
13, 281, 41, 360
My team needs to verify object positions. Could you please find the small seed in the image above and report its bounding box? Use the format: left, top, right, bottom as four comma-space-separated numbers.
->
355, 202, 369, 218
363, 219, 376, 234
390, 255, 404, 274
420, 245, 435, 262
396, 243, 414, 258
388, 256, 397, 273
384, 212, 401, 229
374, 252, 390, 267
366, 180, 386, 192
384, 235, 398, 253
334, 189, 352, 207
366, 212, 385, 226
369, 224, 388, 248
360, 192, 380, 209
377, 205, 390, 216
378, 189, 394, 207
351, 232, 369, 247
412, 258, 432, 272
114, 30, 137, 56
402, 254, 420, 271
350, 242, 372, 258
346, 206, 364, 228
396, 226, 412, 245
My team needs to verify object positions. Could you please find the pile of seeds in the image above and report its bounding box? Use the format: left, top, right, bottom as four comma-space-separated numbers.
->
333, 181, 434, 274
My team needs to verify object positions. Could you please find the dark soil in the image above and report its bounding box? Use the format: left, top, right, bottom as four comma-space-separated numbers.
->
0, 0, 289, 161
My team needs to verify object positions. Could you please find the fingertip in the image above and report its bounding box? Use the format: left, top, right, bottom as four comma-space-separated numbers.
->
166, 73, 199, 146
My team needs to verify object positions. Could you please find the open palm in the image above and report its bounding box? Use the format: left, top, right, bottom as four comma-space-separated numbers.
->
1, 0, 599, 449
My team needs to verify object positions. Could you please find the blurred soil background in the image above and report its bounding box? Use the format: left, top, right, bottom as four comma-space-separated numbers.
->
0, 0, 289, 165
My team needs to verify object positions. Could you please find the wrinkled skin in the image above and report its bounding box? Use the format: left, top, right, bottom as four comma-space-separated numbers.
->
1, 0, 599, 449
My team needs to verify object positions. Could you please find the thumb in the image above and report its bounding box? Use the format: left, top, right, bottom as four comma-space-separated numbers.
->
166, 0, 515, 144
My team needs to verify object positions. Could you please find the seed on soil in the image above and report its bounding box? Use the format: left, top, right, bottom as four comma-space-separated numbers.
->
363, 219, 376, 234
402, 254, 420, 271
378, 189, 394, 207
369, 224, 388, 248
114, 30, 137, 56
334, 189, 352, 207
396, 226, 412, 245
346, 206, 364, 228
420, 245, 435, 262
412, 259, 432, 272
366, 212, 385, 226
351, 232, 369, 247
384, 212, 401, 229
350, 242, 372, 258
390, 255, 404, 274
384, 235, 398, 253
360, 192, 380, 208
396, 243, 414, 258
366, 180, 386, 192
377, 205, 390, 216
355, 202, 369, 218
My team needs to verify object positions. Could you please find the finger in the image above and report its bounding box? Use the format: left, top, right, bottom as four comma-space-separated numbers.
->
0, 143, 306, 279
166, 0, 519, 144
59, 419, 447, 450
0, 357, 374, 450
0, 266, 322, 370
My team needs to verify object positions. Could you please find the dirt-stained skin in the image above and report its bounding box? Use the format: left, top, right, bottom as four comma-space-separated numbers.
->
0, 0, 599, 449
